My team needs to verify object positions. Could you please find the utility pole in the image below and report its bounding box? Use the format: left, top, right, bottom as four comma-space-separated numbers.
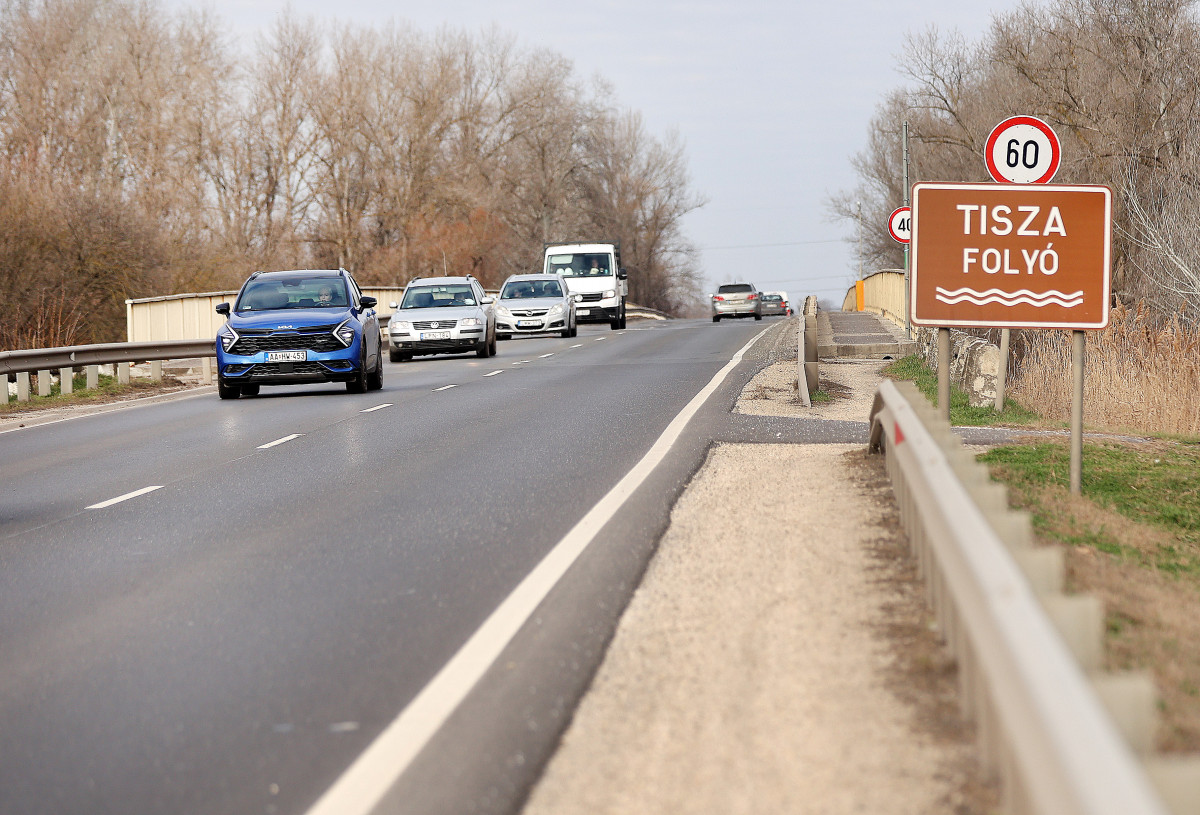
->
903, 120, 912, 338
856, 201, 863, 279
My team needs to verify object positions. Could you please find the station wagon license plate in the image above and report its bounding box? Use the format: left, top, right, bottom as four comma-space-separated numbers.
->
266, 351, 306, 362
517, 320, 541, 327
422, 331, 450, 340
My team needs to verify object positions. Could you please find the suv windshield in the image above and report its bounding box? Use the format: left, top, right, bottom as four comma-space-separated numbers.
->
501, 280, 563, 299
236, 276, 348, 310
400, 285, 476, 308
717, 284, 753, 294
546, 253, 612, 278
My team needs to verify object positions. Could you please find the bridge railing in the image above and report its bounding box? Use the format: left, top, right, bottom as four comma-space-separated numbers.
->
869, 379, 1198, 815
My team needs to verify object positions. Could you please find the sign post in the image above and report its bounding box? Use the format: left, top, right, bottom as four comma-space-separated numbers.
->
911, 182, 1112, 490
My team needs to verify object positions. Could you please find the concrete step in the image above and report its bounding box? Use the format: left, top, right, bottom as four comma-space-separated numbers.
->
817, 311, 916, 359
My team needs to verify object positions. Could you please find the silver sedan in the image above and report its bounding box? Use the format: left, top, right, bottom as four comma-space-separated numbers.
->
495, 274, 577, 339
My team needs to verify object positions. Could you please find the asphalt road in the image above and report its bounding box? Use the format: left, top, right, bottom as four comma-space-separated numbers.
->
0, 317, 859, 815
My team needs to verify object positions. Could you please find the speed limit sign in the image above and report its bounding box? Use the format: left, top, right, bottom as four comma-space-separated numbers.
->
985, 116, 1061, 184
888, 206, 911, 243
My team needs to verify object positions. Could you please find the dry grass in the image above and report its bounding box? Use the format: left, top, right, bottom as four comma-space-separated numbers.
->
988, 440, 1200, 751
1010, 304, 1200, 437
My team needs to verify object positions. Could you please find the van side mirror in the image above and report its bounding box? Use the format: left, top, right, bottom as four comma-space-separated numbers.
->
618, 268, 628, 280
216, 303, 230, 316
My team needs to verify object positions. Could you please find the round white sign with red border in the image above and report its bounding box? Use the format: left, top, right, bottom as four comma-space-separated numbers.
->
888, 206, 911, 244
985, 116, 1061, 184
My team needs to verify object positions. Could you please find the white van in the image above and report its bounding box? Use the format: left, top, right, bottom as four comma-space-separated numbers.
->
543, 242, 628, 330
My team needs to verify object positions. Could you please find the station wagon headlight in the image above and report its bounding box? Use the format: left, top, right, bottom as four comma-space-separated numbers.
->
547, 304, 564, 317
459, 317, 482, 327
495, 306, 512, 318
218, 326, 239, 352
390, 320, 411, 334
334, 319, 356, 347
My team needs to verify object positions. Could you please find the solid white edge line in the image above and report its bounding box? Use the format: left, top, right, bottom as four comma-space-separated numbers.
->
302, 325, 772, 815
433, 384, 458, 392
361, 404, 393, 413
87, 485, 163, 510
257, 433, 303, 449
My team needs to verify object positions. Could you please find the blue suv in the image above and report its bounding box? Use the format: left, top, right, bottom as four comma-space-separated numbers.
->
214, 269, 383, 399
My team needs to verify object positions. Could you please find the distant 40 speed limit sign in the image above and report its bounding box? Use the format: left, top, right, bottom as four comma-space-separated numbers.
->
985, 115, 1061, 184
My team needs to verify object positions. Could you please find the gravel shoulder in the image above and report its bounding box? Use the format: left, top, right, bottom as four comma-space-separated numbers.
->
521, 350, 996, 814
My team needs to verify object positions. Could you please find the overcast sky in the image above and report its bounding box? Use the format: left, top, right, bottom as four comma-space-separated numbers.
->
171, 0, 1010, 307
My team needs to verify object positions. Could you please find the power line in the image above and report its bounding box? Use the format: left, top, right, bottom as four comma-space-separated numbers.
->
699, 239, 844, 250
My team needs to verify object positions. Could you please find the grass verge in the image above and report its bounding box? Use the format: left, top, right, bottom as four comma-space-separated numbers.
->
979, 438, 1200, 750
881, 355, 1042, 427
2, 374, 190, 415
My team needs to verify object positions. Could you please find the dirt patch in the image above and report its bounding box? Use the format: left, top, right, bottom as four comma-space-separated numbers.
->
847, 448, 1000, 813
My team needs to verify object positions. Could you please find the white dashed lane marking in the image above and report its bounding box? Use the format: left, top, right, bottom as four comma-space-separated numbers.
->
433, 385, 458, 392
539, 353, 554, 358
87, 485, 163, 510
569, 344, 582, 349
258, 434, 303, 449
483, 371, 503, 377
361, 404, 393, 413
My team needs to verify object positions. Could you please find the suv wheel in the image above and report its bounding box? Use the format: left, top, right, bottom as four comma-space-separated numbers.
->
367, 351, 384, 390
217, 376, 240, 400
347, 351, 369, 393
754, 313, 762, 321
712, 315, 720, 323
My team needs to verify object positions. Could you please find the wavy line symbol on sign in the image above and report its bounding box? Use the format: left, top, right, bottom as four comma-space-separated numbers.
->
934, 286, 1084, 308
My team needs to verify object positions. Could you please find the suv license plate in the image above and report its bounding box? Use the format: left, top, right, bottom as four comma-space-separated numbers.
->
422, 331, 450, 340
266, 351, 306, 362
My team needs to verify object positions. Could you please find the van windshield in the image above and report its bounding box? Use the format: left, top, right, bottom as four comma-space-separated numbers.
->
546, 253, 613, 278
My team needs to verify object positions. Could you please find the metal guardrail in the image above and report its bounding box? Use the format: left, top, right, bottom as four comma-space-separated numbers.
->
1, 340, 214, 377
868, 379, 1200, 815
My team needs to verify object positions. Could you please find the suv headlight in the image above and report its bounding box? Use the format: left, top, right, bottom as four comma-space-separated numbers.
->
333, 318, 356, 347
459, 317, 482, 327
218, 326, 239, 352
603, 289, 616, 299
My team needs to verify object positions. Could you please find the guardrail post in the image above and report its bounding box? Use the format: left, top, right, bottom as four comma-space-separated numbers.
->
117, 362, 130, 385
150, 360, 162, 382
59, 367, 73, 395
17, 372, 30, 402
37, 369, 52, 397
86, 365, 98, 390
202, 357, 214, 385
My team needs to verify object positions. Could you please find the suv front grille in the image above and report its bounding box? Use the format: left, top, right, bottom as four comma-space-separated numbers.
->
231, 327, 342, 355
250, 362, 330, 377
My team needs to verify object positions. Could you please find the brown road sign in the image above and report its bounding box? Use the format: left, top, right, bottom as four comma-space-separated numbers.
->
911, 182, 1112, 329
